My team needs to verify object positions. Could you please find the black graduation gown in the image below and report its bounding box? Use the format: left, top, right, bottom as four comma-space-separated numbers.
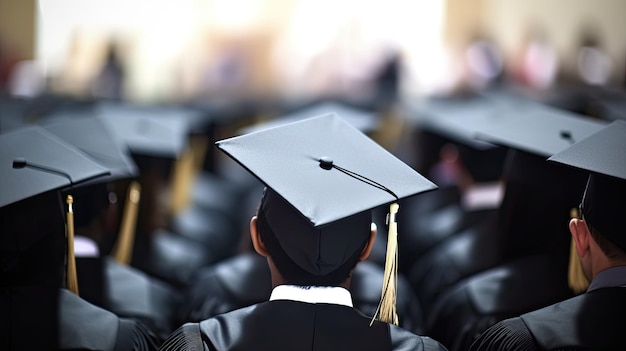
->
104, 258, 181, 340
408, 209, 500, 317
469, 287, 626, 351
59, 289, 160, 351
177, 253, 424, 334
426, 254, 573, 351
161, 300, 447, 351
76, 255, 182, 340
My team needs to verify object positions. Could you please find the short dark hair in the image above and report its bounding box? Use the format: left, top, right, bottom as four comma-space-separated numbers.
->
587, 225, 626, 261
256, 202, 366, 287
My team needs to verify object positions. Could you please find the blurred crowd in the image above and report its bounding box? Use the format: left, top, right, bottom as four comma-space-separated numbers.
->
1, 1, 626, 350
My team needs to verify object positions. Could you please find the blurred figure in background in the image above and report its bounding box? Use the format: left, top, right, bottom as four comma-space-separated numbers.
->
576, 28, 613, 87
511, 25, 559, 92
92, 39, 127, 101
461, 32, 505, 92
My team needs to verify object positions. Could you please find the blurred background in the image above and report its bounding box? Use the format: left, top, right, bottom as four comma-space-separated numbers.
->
1, 1, 626, 350
1, 0, 624, 102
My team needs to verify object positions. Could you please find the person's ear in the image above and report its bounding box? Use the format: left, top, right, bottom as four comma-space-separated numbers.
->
570, 218, 590, 259
250, 216, 269, 257
359, 222, 378, 261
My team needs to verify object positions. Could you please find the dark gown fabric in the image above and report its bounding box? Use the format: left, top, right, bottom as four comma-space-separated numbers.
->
76, 255, 182, 340
394, 185, 462, 270
161, 300, 447, 351
105, 258, 182, 340
177, 252, 425, 334
59, 288, 160, 351
426, 254, 574, 351
470, 287, 626, 351
0, 286, 59, 350
408, 209, 500, 317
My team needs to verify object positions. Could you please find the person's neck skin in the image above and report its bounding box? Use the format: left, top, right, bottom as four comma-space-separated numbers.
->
570, 218, 626, 280
249, 216, 377, 290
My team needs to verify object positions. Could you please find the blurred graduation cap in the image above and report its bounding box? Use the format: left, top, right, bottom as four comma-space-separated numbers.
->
216, 113, 437, 324
411, 94, 506, 150
549, 120, 626, 251
475, 102, 608, 158
409, 94, 511, 183
35, 117, 181, 336
471, 101, 609, 269
95, 102, 192, 159
0, 97, 30, 133
41, 115, 138, 181
40, 115, 141, 263
241, 101, 378, 135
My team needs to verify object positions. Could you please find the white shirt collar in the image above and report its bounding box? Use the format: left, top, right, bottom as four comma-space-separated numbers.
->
269, 285, 353, 307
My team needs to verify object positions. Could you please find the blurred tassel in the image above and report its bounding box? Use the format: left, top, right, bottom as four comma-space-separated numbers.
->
66, 195, 79, 295
371, 203, 399, 326
112, 181, 141, 265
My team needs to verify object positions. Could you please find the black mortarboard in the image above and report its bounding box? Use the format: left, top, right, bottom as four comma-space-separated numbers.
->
469, 101, 608, 259
411, 94, 506, 150
410, 94, 510, 181
41, 115, 138, 180
95, 102, 191, 159
0, 126, 111, 209
216, 114, 437, 276
475, 101, 608, 158
548, 120, 626, 251
241, 101, 378, 135
39, 115, 139, 229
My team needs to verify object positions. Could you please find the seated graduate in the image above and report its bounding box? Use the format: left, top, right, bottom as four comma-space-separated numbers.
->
159, 114, 446, 350
470, 120, 626, 351
42, 115, 181, 340
0, 126, 159, 350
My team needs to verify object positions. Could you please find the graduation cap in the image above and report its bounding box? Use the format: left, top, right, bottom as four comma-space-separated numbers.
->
0, 126, 111, 209
475, 101, 608, 158
549, 120, 626, 251
41, 115, 138, 181
95, 102, 191, 159
40, 115, 141, 263
216, 113, 437, 324
410, 94, 511, 182
411, 94, 506, 150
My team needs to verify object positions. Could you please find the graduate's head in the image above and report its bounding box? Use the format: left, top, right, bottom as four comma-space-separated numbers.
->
548, 121, 626, 279
217, 113, 437, 321
578, 173, 626, 260
252, 187, 374, 287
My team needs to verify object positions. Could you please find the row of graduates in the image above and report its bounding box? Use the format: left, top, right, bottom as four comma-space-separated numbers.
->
0, 86, 625, 350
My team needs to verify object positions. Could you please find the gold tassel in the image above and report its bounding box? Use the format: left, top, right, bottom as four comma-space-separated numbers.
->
66, 195, 79, 295
568, 207, 590, 294
371, 202, 399, 326
112, 181, 141, 265
169, 144, 197, 215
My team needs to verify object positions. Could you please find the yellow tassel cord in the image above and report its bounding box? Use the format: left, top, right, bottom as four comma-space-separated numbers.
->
371, 202, 400, 326
568, 208, 590, 294
112, 181, 141, 265
169, 136, 207, 216
66, 195, 79, 295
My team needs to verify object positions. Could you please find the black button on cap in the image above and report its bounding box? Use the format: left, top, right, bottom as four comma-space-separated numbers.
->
319, 156, 333, 170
